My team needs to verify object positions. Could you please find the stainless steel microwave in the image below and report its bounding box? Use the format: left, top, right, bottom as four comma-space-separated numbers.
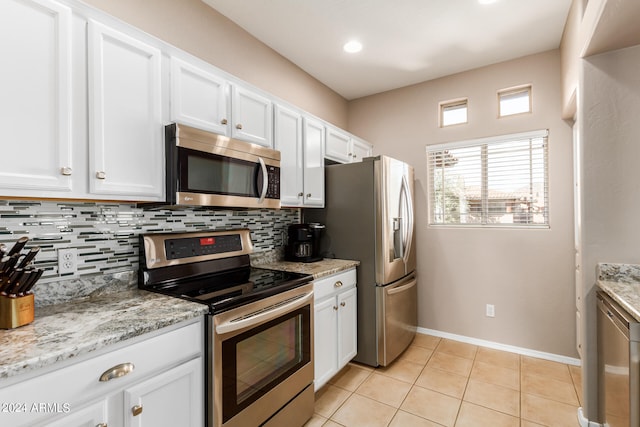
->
164, 123, 281, 209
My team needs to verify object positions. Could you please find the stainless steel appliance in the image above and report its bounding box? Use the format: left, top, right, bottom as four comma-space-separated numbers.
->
305, 155, 416, 367
139, 229, 314, 427
164, 123, 281, 209
285, 223, 325, 263
597, 291, 640, 426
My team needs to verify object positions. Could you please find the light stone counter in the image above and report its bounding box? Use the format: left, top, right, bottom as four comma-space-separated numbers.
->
0, 289, 208, 380
597, 263, 640, 321
256, 258, 360, 279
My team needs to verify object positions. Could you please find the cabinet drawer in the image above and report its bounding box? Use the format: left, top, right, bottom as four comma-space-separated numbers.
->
313, 269, 356, 301
0, 319, 203, 426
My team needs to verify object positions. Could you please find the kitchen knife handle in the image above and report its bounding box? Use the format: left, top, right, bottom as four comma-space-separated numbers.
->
16, 246, 40, 270
6, 237, 28, 257
99, 362, 135, 382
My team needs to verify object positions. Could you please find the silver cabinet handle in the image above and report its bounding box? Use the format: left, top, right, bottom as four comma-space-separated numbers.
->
306, 193, 312, 198
96, 171, 106, 180
334, 281, 343, 288
60, 167, 72, 176
236, 123, 243, 130
298, 192, 304, 197
340, 301, 346, 307
333, 306, 338, 311
96, 424, 107, 427
131, 405, 143, 417
221, 118, 228, 125
99, 362, 135, 382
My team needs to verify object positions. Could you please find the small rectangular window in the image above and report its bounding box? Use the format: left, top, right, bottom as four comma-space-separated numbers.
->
498, 85, 531, 117
440, 99, 467, 127
426, 130, 549, 228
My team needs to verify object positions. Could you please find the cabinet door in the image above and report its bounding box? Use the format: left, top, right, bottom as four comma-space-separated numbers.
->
303, 117, 325, 207
124, 357, 203, 427
0, 0, 73, 196
337, 287, 358, 368
314, 297, 338, 391
88, 20, 163, 200
43, 399, 108, 427
351, 137, 372, 163
325, 127, 352, 163
170, 57, 230, 135
231, 85, 273, 147
275, 105, 303, 206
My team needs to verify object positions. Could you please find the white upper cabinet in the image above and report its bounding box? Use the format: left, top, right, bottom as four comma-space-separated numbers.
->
170, 57, 230, 135
275, 105, 304, 206
275, 105, 325, 208
351, 136, 373, 162
302, 117, 325, 207
88, 20, 163, 200
325, 126, 372, 164
325, 127, 352, 163
0, 0, 74, 196
231, 85, 273, 147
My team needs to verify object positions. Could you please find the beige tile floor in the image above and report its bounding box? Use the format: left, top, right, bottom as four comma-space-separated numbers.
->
305, 333, 582, 427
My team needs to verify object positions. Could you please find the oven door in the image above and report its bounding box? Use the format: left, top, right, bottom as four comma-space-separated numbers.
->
210, 284, 314, 427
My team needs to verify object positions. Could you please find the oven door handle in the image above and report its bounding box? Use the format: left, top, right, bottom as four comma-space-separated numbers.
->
216, 290, 313, 335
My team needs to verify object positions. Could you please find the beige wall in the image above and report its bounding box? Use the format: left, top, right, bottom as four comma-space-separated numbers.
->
82, 0, 349, 129
348, 50, 577, 357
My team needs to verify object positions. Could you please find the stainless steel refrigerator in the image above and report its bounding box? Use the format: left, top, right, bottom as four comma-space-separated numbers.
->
305, 155, 417, 367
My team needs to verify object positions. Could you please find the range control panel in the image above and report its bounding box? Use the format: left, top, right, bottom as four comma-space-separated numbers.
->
165, 234, 243, 260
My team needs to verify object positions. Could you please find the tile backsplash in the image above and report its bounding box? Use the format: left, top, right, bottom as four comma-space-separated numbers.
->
0, 200, 299, 305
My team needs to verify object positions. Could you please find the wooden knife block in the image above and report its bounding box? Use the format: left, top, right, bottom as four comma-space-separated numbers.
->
0, 293, 34, 329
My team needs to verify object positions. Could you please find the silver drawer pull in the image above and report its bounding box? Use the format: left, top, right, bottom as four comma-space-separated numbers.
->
236, 123, 243, 130
221, 118, 228, 125
132, 405, 143, 416
334, 281, 343, 288
60, 167, 72, 176
340, 301, 346, 307
96, 171, 106, 180
96, 424, 107, 427
99, 362, 135, 382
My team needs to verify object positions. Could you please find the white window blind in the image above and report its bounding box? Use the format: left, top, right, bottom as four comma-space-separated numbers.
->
427, 130, 549, 227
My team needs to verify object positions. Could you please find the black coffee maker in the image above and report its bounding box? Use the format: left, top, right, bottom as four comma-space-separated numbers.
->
285, 223, 325, 263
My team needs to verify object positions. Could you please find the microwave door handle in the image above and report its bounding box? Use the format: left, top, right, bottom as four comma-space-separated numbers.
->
257, 157, 268, 204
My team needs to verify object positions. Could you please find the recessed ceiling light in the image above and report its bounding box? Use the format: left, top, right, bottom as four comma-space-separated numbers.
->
343, 40, 363, 53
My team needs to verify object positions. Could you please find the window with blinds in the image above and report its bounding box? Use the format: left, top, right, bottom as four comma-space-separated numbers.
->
427, 130, 549, 227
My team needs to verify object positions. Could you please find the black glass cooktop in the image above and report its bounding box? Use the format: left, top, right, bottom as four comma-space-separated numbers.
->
146, 267, 313, 314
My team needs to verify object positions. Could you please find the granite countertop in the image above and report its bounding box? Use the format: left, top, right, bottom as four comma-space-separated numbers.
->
0, 290, 208, 380
256, 258, 360, 279
597, 263, 640, 321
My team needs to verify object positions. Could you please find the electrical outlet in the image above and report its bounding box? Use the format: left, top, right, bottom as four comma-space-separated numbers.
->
486, 304, 495, 318
58, 248, 78, 275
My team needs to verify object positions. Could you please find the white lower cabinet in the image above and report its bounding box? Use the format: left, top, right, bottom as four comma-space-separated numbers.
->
0, 319, 204, 427
313, 268, 357, 391
123, 358, 202, 427
45, 399, 108, 427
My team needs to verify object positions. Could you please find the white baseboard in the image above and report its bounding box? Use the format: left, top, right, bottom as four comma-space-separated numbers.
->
577, 407, 603, 426
417, 327, 581, 366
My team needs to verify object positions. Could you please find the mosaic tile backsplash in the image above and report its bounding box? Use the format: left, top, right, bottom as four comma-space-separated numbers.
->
0, 200, 299, 306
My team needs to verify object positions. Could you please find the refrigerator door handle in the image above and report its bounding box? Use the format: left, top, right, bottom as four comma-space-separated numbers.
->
400, 174, 414, 265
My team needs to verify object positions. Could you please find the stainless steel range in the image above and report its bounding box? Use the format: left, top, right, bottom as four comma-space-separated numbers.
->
138, 229, 314, 427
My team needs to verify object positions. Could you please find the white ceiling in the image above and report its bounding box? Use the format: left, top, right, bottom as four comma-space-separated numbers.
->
202, 0, 572, 100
